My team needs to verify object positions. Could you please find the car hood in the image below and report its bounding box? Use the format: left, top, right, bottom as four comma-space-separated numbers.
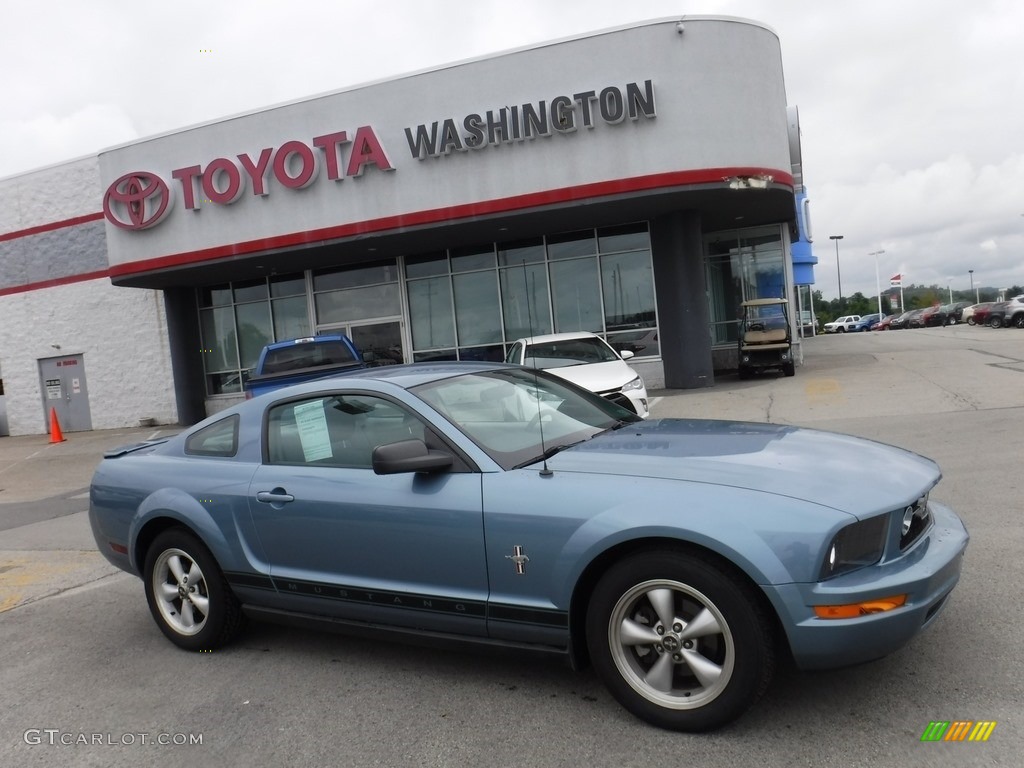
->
542, 360, 637, 391
547, 419, 938, 516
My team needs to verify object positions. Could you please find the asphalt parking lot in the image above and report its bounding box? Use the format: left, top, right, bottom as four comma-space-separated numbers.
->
1, 323, 1021, 767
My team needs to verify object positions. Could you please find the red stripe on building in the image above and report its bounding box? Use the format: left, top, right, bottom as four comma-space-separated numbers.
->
0, 212, 105, 243
0, 269, 111, 298
109, 167, 793, 279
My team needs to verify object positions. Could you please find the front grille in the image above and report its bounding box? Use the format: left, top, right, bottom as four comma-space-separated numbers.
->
899, 496, 932, 551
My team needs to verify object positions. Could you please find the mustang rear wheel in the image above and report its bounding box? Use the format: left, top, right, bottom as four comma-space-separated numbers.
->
586, 551, 774, 731
144, 528, 244, 651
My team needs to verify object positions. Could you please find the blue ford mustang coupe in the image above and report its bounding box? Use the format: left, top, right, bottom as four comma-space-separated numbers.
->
89, 362, 968, 731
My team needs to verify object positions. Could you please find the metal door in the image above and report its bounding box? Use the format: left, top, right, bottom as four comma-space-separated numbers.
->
38, 355, 93, 432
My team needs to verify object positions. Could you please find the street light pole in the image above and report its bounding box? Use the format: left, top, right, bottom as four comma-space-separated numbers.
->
869, 250, 885, 318
830, 235, 844, 303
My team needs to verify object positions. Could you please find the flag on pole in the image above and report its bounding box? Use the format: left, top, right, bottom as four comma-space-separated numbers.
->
890, 273, 902, 287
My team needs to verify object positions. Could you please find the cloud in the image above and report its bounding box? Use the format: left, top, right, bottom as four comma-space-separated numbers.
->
1, 0, 1022, 294
0, 104, 137, 178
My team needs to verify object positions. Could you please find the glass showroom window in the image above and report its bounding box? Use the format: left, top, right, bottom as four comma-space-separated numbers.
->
198, 274, 309, 396
313, 260, 400, 326
499, 238, 551, 343
705, 227, 786, 346
598, 224, 658, 355
403, 223, 658, 362
549, 230, 602, 334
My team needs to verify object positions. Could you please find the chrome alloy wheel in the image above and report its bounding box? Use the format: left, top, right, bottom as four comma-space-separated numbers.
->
151, 547, 211, 636
608, 579, 735, 710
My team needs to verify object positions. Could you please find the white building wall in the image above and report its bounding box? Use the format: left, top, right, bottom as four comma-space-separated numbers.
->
1, 154, 179, 436
0, 278, 178, 435
0, 155, 101, 232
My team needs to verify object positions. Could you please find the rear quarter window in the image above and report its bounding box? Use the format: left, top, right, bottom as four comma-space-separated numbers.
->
184, 415, 239, 457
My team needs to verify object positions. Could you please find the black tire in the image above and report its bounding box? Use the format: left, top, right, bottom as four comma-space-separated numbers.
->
143, 528, 245, 651
585, 550, 775, 732
783, 361, 795, 377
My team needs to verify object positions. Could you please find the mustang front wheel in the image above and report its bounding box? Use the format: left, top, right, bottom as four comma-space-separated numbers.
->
143, 528, 244, 651
586, 550, 774, 731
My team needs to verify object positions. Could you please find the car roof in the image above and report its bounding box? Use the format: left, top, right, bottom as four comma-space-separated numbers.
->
263, 334, 347, 350
284, 361, 516, 392
513, 331, 603, 345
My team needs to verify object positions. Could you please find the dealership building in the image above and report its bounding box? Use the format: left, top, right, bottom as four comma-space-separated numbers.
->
0, 16, 817, 437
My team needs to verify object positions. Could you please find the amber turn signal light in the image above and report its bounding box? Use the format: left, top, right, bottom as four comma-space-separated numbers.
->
813, 595, 907, 619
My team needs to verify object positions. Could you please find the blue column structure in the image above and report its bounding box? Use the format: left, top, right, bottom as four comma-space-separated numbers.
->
791, 189, 817, 286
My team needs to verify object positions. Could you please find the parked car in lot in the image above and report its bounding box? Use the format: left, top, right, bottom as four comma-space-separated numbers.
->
917, 306, 949, 327
890, 309, 924, 330
851, 313, 883, 332
942, 301, 974, 324
505, 331, 648, 417
909, 308, 937, 328
89, 362, 969, 732
871, 315, 896, 331
1003, 295, 1024, 328
823, 315, 861, 333
962, 303, 992, 325
972, 301, 1008, 328
244, 335, 365, 399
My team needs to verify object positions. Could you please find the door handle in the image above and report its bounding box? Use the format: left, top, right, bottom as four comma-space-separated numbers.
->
256, 490, 295, 504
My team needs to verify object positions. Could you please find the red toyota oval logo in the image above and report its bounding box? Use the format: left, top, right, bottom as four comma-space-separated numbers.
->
103, 172, 173, 230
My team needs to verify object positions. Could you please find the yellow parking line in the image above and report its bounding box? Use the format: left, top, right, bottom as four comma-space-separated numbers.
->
0, 552, 108, 613
804, 378, 846, 403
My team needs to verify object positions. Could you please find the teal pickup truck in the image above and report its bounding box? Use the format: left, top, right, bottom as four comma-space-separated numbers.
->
244, 335, 365, 399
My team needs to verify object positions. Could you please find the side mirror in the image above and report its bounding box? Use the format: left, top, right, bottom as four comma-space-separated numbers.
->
619, 349, 635, 360
372, 438, 453, 475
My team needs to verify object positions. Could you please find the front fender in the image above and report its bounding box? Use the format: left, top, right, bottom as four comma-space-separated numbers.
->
548, 477, 856, 608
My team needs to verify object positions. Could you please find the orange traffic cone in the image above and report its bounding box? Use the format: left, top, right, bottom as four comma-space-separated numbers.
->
49, 407, 66, 443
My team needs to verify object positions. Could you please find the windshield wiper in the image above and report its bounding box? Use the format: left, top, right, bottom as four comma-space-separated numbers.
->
513, 439, 586, 469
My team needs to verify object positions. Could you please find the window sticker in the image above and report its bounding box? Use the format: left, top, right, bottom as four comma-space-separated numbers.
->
293, 400, 333, 462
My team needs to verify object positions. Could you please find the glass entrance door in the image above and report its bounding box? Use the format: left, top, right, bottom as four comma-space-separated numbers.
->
319, 320, 405, 367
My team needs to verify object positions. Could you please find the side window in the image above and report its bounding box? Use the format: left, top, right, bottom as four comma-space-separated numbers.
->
185, 415, 239, 457
266, 394, 426, 468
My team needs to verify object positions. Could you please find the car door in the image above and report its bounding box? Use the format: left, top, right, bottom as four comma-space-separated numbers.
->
248, 390, 489, 636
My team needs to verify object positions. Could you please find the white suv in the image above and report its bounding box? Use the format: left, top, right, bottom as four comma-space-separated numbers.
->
823, 315, 861, 333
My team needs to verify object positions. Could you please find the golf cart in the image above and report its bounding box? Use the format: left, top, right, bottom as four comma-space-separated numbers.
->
737, 298, 795, 379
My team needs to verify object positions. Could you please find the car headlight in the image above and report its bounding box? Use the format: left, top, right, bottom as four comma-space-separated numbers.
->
820, 515, 888, 580
900, 493, 931, 549
621, 376, 644, 392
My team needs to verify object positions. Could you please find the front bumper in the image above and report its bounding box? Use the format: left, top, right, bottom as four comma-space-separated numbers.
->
765, 502, 968, 670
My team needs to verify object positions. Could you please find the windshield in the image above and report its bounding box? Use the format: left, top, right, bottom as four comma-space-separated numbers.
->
743, 303, 788, 329
412, 368, 636, 469
523, 336, 620, 369
261, 340, 357, 374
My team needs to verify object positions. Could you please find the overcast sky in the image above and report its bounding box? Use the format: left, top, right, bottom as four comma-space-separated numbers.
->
2, 0, 1021, 299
